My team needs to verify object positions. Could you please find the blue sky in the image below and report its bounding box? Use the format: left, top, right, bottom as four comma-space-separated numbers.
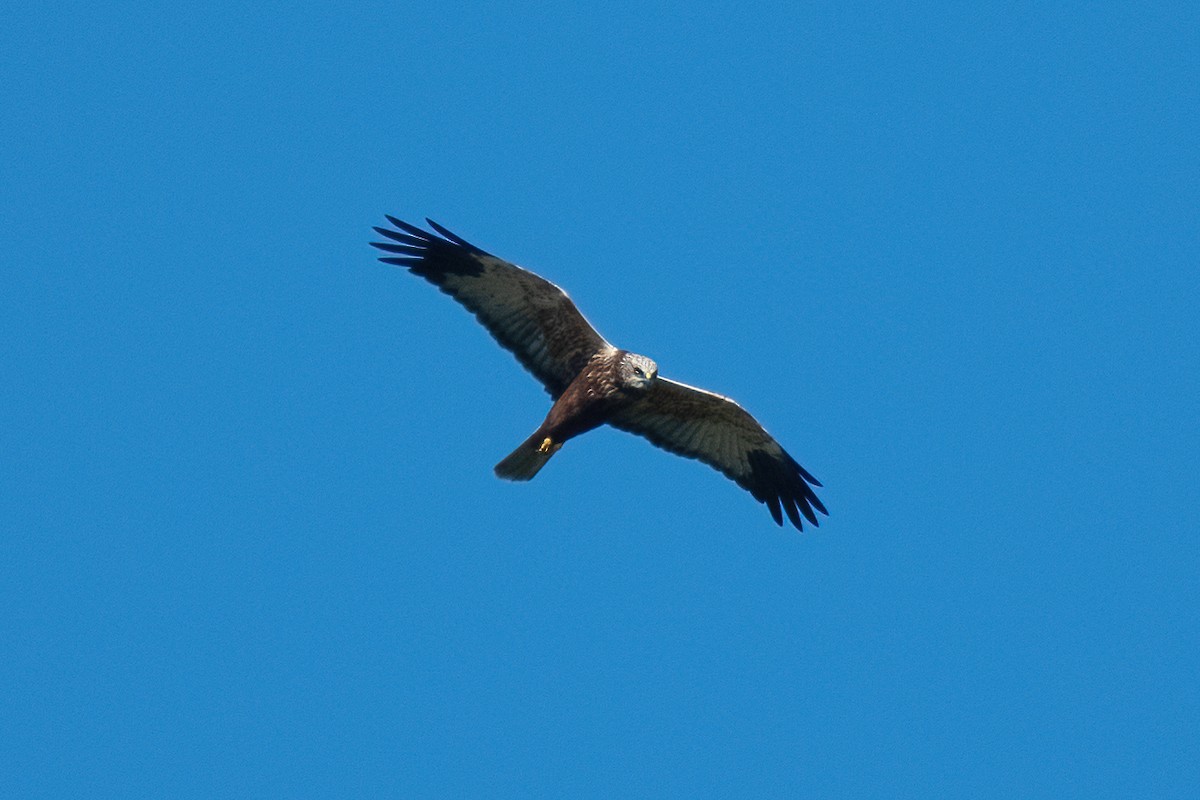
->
4, 1, 1198, 796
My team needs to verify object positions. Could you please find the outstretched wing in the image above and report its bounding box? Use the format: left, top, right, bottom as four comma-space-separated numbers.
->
609, 378, 827, 530
370, 217, 610, 397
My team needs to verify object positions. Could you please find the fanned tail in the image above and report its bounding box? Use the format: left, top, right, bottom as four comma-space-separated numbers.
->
494, 431, 557, 481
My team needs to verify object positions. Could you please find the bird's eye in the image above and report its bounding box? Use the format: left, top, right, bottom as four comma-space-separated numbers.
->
634, 367, 644, 377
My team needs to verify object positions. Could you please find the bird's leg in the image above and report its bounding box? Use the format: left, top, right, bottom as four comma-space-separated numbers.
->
538, 436, 563, 454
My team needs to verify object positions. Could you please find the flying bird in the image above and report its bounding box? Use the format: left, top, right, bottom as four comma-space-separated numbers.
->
369, 217, 828, 530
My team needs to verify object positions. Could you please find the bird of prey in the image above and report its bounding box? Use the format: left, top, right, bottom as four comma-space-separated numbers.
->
369, 217, 828, 530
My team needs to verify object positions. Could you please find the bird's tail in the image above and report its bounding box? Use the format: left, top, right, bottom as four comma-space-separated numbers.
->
494, 431, 559, 481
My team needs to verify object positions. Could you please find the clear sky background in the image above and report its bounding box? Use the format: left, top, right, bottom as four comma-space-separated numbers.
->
4, 2, 1198, 797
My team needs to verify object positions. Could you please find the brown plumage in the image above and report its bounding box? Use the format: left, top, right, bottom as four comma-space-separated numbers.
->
370, 217, 828, 530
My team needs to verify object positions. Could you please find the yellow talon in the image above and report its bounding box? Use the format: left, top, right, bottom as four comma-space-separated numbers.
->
538, 437, 554, 454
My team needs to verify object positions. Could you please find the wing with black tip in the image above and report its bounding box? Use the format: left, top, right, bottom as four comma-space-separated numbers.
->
609, 378, 827, 530
370, 217, 610, 397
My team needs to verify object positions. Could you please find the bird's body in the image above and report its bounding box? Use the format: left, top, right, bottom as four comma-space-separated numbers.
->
494, 348, 657, 480
370, 217, 827, 530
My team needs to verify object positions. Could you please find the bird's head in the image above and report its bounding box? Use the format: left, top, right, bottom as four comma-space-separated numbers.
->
618, 352, 659, 391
